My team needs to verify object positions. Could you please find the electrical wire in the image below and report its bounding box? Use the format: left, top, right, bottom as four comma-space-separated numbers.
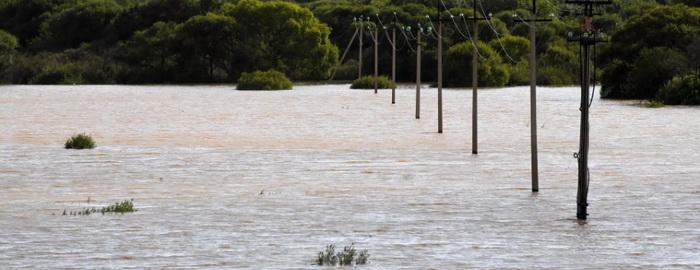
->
460, 15, 485, 59
477, 0, 518, 63
375, 14, 396, 49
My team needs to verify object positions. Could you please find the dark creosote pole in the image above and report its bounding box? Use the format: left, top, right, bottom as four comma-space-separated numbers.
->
515, 0, 552, 192
374, 24, 379, 94
416, 26, 423, 119
437, 1, 444, 134
466, 1, 488, 154
565, 0, 611, 220
392, 13, 397, 105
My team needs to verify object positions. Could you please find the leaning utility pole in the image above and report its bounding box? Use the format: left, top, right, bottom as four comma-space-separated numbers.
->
465, 1, 488, 154
565, 0, 611, 220
415, 26, 423, 119
515, 0, 551, 192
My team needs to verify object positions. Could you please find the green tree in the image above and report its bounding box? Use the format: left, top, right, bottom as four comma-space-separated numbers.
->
223, 0, 339, 80
601, 4, 700, 99
120, 21, 178, 82
177, 13, 237, 82
0, 30, 19, 83
33, 0, 123, 50
445, 41, 510, 87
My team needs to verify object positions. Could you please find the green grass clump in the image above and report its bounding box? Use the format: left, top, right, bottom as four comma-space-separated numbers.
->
237, 69, 293, 90
63, 199, 136, 216
350, 76, 395, 89
64, 133, 95, 149
647, 100, 665, 108
316, 244, 369, 266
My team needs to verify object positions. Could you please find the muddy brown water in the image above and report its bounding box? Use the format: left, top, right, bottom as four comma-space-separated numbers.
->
1, 85, 699, 269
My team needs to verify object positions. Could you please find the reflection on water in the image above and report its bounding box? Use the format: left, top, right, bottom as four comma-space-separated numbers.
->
0, 85, 699, 269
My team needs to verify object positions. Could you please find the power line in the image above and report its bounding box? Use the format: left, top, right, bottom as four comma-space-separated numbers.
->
476, 0, 518, 63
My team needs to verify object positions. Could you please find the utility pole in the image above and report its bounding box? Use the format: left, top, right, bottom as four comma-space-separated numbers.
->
358, 16, 364, 79
437, 2, 444, 134
465, 0, 488, 154
374, 25, 379, 94
515, 0, 551, 193
565, 0, 611, 220
416, 26, 423, 119
392, 19, 397, 104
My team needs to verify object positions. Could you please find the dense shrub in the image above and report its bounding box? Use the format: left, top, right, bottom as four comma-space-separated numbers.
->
65, 133, 96, 149
332, 59, 359, 81
350, 75, 395, 89
445, 41, 509, 87
658, 74, 700, 105
316, 244, 369, 266
237, 70, 293, 90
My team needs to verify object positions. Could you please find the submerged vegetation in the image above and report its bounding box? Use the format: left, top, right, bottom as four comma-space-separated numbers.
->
65, 134, 96, 149
62, 199, 136, 216
316, 244, 369, 266
237, 70, 293, 90
351, 76, 395, 89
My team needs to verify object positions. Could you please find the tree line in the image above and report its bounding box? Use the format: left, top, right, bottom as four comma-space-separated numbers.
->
0, 0, 699, 104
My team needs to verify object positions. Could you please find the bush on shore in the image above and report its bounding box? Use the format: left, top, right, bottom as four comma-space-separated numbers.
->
658, 74, 700, 105
65, 133, 96, 149
236, 70, 293, 90
350, 75, 395, 89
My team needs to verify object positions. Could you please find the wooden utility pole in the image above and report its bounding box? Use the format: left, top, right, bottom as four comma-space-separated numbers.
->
565, 0, 611, 220
515, 0, 551, 193
465, 1, 488, 154
437, 9, 443, 133
374, 26, 379, 94
392, 25, 397, 104
416, 28, 422, 119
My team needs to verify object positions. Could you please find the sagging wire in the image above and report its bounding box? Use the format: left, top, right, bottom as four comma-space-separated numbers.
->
459, 14, 486, 59
375, 14, 396, 49
393, 13, 416, 52
440, 0, 485, 59
477, 0, 518, 63
589, 40, 597, 108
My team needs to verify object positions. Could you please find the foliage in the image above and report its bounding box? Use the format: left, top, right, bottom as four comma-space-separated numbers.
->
237, 70, 293, 90
647, 100, 665, 108
32, 0, 123, 51
658, 74, 700, 105
351, 75, 395, 89
600, 4, 700, 100
316, 244, 369, 266
0, 0, 697, 95
445, 41, 509, 87
223, 0, 339, 81
177, 13, 237, 82
63, 199, 136, 216
65, 133, 96, 149
333, 59, 359, 81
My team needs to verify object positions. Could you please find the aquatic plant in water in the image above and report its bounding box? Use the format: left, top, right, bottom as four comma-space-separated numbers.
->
64, 133, 95, 149
316, 244, 369, 266
62, 199, 136, 216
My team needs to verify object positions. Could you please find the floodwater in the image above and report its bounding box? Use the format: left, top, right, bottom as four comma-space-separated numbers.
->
0, 85, 698, 269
